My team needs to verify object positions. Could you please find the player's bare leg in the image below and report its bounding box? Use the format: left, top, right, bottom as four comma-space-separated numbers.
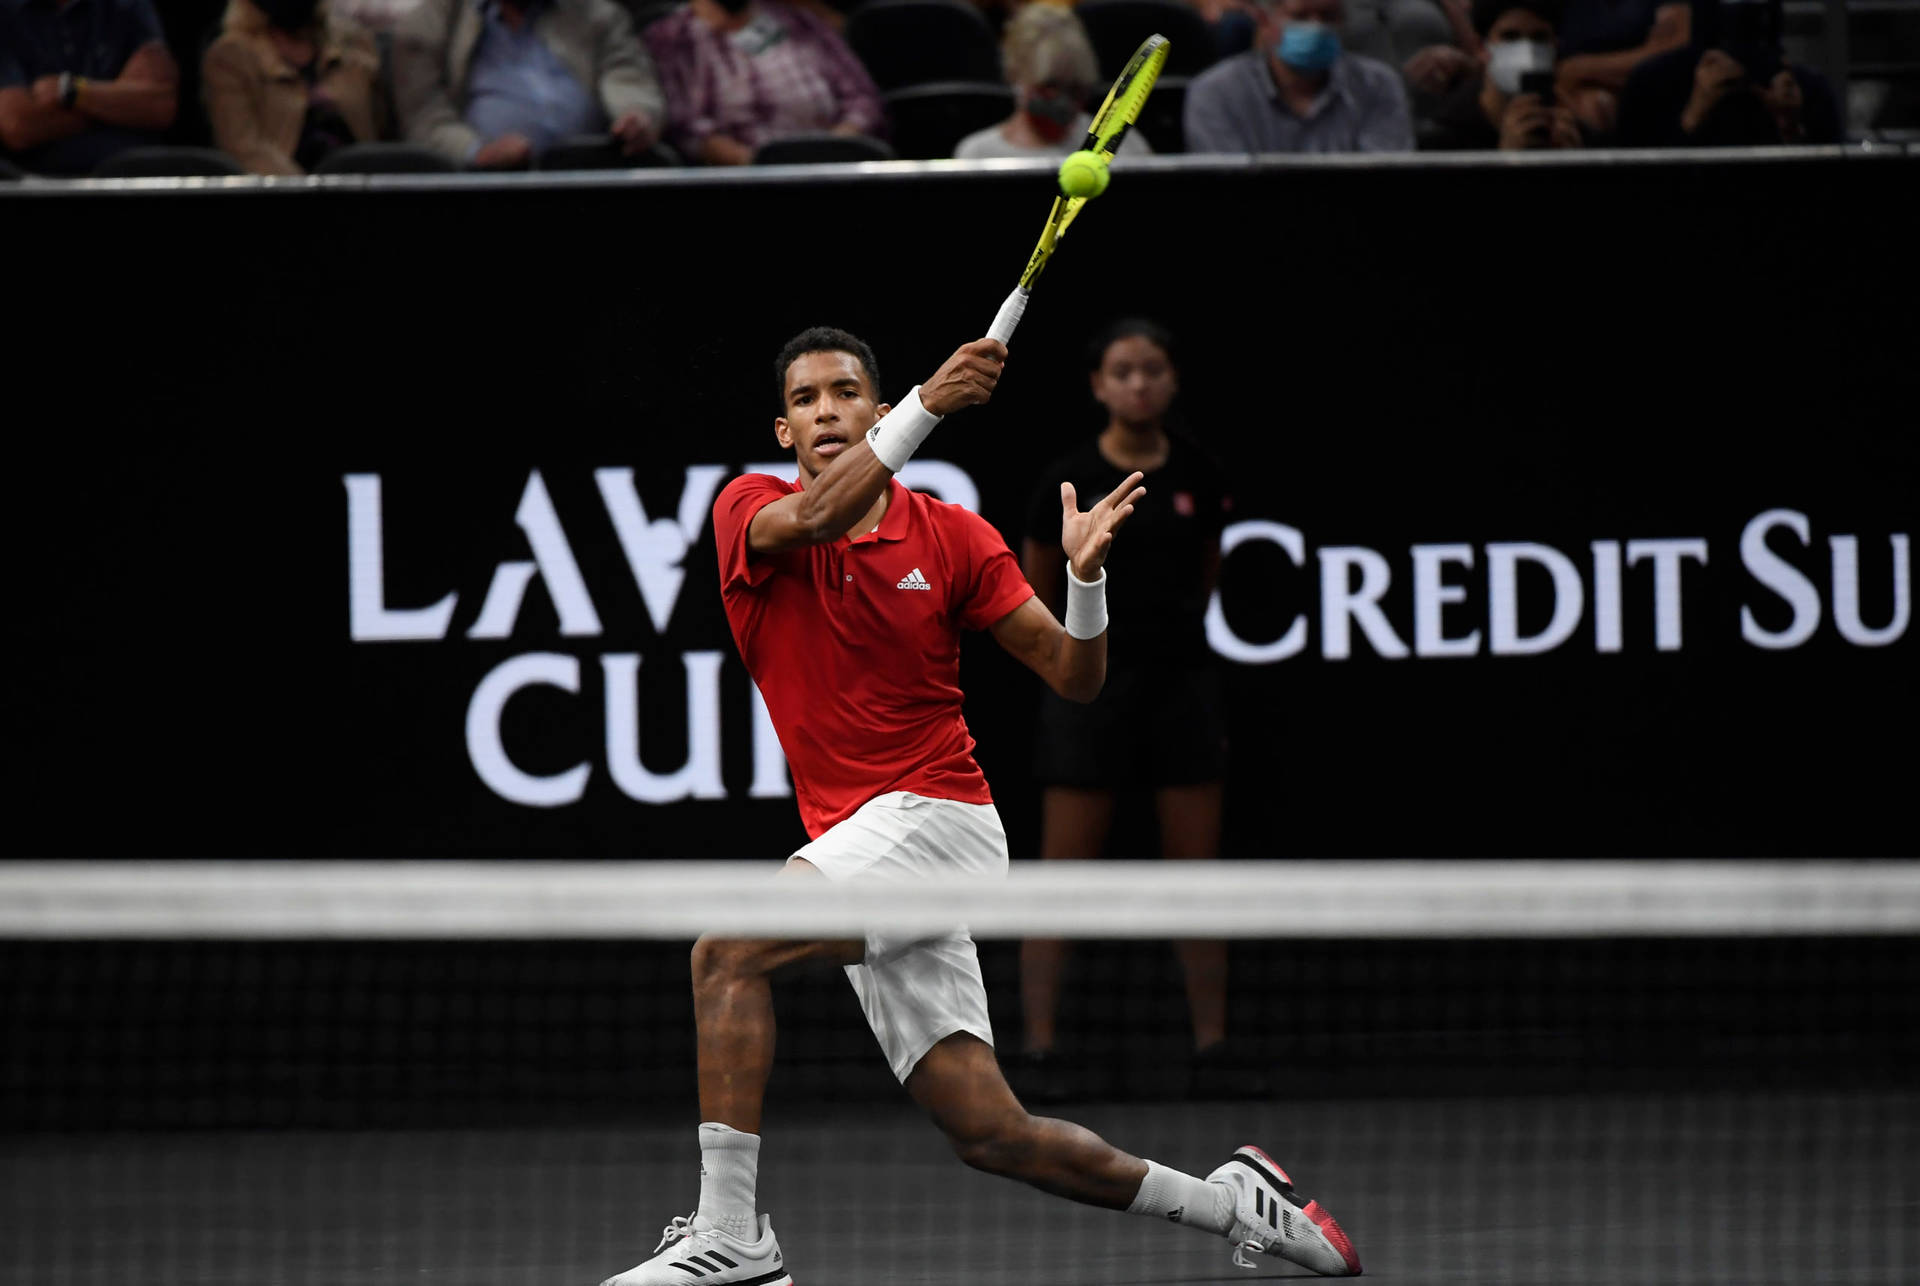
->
908, 1030, 1146, 1205
602, 861, 857, 1285
906, 1031, 1362, 1275
692, 859, 862, 1133
1017, 786, 1113, 1099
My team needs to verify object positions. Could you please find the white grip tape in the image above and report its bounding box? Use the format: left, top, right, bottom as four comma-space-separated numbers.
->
987, 288, 1029, 346
1064, 564, 1108, 640
864, 385, 942, 473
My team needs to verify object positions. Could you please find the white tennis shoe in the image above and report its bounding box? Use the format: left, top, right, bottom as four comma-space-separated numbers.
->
599, 1212, 792, 1286
1207, 1144, 1362, 1276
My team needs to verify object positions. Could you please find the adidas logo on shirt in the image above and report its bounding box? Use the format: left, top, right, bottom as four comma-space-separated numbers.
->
896, 568, 932, 591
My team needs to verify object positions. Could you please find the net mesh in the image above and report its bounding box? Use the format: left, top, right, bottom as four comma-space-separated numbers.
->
4, 861, 1917, 1285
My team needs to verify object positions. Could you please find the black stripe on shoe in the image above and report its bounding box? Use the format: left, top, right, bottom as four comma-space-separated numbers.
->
707, 1251, 739, 1269
670, 1264, 705, 1277
1231, 1154, 1310, 1210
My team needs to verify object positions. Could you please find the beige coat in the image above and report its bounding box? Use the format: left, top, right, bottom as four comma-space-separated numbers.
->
392, 0, 664, 163
204, 2, 385, 176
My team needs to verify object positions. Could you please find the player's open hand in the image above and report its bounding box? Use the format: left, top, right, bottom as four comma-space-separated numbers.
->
920, 339, 1007, 416
1061, 471, 1145, 582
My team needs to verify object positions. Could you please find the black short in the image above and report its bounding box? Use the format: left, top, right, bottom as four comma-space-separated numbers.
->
1033, 663, 1229, 789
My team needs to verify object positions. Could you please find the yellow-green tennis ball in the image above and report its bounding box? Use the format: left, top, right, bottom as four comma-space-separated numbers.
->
1058, 150, 1110, 199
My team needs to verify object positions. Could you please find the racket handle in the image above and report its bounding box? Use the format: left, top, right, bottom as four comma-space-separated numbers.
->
987, 287, 1028, 346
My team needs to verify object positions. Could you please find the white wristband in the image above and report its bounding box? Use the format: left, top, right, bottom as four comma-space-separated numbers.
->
865, 385, 942, 473
1063, 563, 1108, 640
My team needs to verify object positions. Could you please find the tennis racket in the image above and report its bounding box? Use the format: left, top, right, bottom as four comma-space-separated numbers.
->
985, 34, 1170, 346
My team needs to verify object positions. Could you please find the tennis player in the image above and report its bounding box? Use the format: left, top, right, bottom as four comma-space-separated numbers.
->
602, 327, 1361, 1284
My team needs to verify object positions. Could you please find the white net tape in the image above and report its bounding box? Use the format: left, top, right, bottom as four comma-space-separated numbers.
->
2, 860, 1916, 939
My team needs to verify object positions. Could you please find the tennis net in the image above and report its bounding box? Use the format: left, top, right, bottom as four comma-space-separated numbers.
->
3, 859, 1916, 1285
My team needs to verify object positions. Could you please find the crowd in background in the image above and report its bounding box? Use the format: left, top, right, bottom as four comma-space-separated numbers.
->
0, 0, 1855, 176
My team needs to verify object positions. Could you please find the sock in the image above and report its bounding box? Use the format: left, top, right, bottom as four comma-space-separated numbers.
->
696, 1122, 760, 1241
1126, 1159, 1235, 1235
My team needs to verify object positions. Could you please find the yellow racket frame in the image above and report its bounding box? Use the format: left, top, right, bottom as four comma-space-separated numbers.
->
1016, 34, 1169, 291
983, 34, 1167, 344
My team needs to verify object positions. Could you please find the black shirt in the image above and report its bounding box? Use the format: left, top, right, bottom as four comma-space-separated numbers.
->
0, 0, 167, 175
1024, 433, 1230, 665
1616, 46, 1842, 146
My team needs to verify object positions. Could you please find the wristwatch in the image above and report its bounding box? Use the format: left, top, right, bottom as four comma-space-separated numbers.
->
57, 72, 79, 109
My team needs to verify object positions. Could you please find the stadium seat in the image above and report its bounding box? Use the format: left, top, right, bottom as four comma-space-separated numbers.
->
752, 132, 897, 164
91, 146, 245, 178
538, 135, 684, 170
882, 80, 1015, 159
1073, 0, 1219, 80
1131, 73, 1188, 153
314, 143, 458, 174
0, 157, 23, 181
843, 0, 1002, 91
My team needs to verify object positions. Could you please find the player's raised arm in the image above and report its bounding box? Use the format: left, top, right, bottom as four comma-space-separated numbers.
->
748, 338, 1007, 553
991, 471, 1145, 702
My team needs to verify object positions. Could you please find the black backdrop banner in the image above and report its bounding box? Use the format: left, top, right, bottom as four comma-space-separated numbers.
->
8, 154, 1916, 861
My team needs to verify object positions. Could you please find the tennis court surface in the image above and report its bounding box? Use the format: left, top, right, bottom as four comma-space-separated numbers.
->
5, 861, 1916, 1284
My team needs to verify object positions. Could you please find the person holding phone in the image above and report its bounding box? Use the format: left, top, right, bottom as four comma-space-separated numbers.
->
1614, 0, 1841, 145
1419, 0, 1584, 148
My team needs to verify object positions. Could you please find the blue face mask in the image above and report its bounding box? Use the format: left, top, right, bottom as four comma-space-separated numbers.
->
1276, 21, 1342, 72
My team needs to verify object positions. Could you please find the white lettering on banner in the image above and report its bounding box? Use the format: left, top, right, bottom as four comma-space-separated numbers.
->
596, 467, 729, 634
1591, 541, 1624, 653
1320, 546, 1409, 660
466, 652, 591, 807
1740, 509, 1822, 649
344, 474, 458, 641
1831, 533, 1911, 646
1204, 522, 1308, 662
1625, 539, 1709, 652
1487, 543, 1584, 656
1411, 544, 1479, 658
604, 653, 728, 802
749, 683, 792, 799
352, 475, 1908, 808
468, 470, 603, 639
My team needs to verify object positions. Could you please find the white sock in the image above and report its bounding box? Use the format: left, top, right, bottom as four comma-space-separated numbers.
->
696, 1122, 760, 1241
1126, 1159, 1235, 1235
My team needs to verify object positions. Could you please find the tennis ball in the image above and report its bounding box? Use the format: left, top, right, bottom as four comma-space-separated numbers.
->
1057, 150, 1110, 199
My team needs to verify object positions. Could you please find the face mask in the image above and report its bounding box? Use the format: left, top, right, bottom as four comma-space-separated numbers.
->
1487, 39, 1555, 94
1276, 21, 1342, 73
1023, 86, 1079, 141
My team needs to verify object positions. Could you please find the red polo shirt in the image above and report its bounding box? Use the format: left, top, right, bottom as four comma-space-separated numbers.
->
714, 474, 1036, 838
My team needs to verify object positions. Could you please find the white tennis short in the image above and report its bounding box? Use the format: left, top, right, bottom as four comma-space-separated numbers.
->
789, 790, 1009, 1083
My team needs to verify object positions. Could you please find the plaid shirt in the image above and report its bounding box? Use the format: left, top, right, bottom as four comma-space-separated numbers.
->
642, 1, 883, 155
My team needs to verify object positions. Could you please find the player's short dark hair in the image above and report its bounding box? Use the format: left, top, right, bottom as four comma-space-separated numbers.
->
1086, 317, 1177, 372
1471, 0, 1562, 37
774, 327, 883, 408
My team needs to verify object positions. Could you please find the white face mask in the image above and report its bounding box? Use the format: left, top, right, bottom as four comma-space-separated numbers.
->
1487, 39, 1555, 94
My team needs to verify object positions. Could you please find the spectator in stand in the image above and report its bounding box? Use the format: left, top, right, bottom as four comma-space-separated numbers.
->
955, 4, 1154, 159
204, 0, 386, 175
1184, 0, 1414, 152
393, 0, 664, 169
0, 0, 177, 176
1615, 0, 1839, 144
642, 0, 883, 165
1009, 319, 1253, 1104
1547, 0, 1691, 134
1211, 0, 1470, 66
329, 0, 418, 28
1418, 0, 1585, 147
